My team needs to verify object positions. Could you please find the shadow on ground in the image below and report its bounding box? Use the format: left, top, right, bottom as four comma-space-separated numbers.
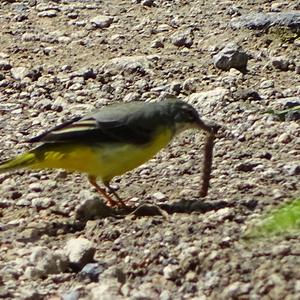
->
75, 197, 232, 221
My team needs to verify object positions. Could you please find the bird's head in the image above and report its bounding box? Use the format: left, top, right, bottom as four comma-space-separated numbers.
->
164, 99, 218, 135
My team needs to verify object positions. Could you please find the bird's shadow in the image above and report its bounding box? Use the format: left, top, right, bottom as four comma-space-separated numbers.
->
75, 197, 232, 221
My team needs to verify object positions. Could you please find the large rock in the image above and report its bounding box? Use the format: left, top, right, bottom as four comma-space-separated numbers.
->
230, 12, 300, 30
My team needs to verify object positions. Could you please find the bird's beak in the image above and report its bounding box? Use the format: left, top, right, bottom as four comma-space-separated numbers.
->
196, 118, 220, 135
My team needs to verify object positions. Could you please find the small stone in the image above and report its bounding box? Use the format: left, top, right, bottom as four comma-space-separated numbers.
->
151, 39, 164, 48
235, 88, 261, 101
186, 87, 227, 113
61, 290, 80, 300
272, 244, 291, 256
0, 59, 12, 70
152, 192, 167, 202
90, 278, 122, 300
163, 265, 181, 280
80, 263, 106, 282
31, 197, 53, 209
260, 80, 274, 89
16, 198, 30, 206
169, 81, 182, 94
221, 281, 251, 298
282, 163, 300, 176
23, 266, 43, 279
65, 238, 96, 271
285, 110, 300, 121
213, 43, 248, 72
279, 94, 297, 105
213, 208, 234, 222
141, 0, 155, 6
28, 247, 69, 278
160, 290, 172, 300
277, 133, 292, 143
17, 228, 40, 243
271, 56, 290, 71
76, 198, 114, 221
123, 92, 141, 102
295, 280, 300, 293
171, 31, 193, 47
29, 182, 43, 192
182, 77, 199, 93
104, 55, 156, 75
235, 162, 259, 172
90, 15, 114, 29
185, 271, 197, 282
19, 289, 42, 300
11, 67, 29, 80
38, 10, 57, 18
70, 67, 96, 80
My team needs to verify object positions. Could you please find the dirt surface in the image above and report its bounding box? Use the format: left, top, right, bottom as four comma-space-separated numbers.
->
0, 0, 299, 299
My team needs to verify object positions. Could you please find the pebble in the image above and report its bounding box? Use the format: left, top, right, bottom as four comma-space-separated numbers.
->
31, 197, 53, 209
171, 31, 193, 47
89, 279, 123, 300
213, 43, 249, 72
38, 10, 58, 18
221, 281, 251, 298
151, 39, 164, 48
141, 0, 155, 7
75, 198, 114, 221
90, 15, 114, 29
235, 162, 259, 172
152, 191, 167, 201
26, 247, 69, 278
104, 55, 155, 75
277, 133, 292, 143
65, 238, 96, 271
20, 289, 43, 300
123, 92, 141, 102
61, 290, 80, 300
260, 80, 274, 89
271, 56, 290, 71
186, 87, 227, 113
11, 67, 29, 80
282, 163, 300, 176
28, 182, 43, 192
79, 263, 106, 282
271, 244, 291, 256
160, 290, 172, 300
0, 59, 12, 70
163, 265, 181, 280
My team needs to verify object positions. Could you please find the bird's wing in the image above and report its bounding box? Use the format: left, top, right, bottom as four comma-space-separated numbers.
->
27, 104, 158, 145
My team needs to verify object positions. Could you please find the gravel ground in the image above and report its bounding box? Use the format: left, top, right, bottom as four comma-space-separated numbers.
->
0, 0, 299, 299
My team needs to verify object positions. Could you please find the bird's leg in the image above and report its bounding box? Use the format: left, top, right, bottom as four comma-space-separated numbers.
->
88, 176, 119, 207
103, 182, 127, 207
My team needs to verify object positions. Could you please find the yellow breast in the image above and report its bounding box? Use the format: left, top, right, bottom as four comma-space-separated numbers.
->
30, 127, 173, 182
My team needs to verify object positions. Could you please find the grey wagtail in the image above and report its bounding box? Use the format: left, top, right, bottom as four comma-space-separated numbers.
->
0, 99, 216, 207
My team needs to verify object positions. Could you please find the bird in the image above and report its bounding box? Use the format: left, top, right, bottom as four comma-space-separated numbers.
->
0, 99, 216, 207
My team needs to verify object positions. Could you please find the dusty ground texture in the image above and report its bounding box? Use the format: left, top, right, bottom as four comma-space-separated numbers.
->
0, 0, 300, 299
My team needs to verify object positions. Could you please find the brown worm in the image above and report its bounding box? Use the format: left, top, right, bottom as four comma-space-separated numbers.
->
200, 132, 215, 197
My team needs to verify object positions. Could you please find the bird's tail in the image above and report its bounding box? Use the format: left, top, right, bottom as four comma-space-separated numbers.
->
0, 152, 37, 174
